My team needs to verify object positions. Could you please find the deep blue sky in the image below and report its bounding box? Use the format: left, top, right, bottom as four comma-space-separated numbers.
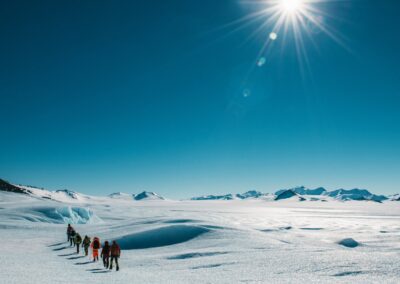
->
1, 0, 399, 198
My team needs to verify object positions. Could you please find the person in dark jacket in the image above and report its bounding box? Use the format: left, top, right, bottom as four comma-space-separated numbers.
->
101, 241, 111, 269
70, 230, 76, 246
82, 236, 91, 256
67, 224, 73, 243
109, 240, 121, 271
74, 233, 82, 254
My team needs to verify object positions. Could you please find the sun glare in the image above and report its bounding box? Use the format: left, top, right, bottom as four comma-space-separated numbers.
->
281, 0, 303, 13
224, 0, 350, 79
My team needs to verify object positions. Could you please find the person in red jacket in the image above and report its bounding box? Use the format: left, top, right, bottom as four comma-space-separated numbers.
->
109, 240, 121, 271
101, 241, 110, 269
91, 237, 101, 262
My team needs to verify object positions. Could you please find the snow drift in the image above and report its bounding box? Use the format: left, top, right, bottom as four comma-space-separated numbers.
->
115, 225, 210, 249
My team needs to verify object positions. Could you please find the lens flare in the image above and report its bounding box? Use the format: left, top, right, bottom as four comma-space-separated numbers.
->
229, 0, 350, 76
269, 32, 278, 40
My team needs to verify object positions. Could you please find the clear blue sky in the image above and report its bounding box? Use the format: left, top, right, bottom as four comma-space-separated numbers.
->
1, 0, 399, 198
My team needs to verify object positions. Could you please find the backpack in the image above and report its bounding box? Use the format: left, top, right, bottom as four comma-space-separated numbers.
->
102, 245, 110, 255
93, 239, 100, 249
111, 244, 121, 257
83, 237, 91, 246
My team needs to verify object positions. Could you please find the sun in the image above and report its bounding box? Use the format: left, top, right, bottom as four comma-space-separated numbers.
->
281, 0, 304, 13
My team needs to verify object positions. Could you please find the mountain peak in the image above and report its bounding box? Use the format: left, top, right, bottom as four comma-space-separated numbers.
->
133, 191, 164, 201
275, 186, 327, 196
275, 190, 306, 201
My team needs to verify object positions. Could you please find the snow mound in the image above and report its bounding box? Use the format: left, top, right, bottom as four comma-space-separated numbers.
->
133, 191, 164, 201
115, 225, 210, 249
27, 206, 101, 224
337, 238, 360, 248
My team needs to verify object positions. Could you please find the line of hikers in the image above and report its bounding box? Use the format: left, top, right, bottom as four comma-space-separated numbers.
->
67, 224, 121, 271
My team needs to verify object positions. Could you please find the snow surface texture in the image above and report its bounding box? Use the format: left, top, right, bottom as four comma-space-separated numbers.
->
0, 190, 399, 283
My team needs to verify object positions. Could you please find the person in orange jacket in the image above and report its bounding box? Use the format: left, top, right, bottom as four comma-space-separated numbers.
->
91, 237, 101, 262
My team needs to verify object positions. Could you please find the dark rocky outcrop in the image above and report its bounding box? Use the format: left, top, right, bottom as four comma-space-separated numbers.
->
0, 179, 26, 194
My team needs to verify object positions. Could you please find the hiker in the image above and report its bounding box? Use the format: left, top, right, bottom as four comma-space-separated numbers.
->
74, 233, 82, 254
67, 224, 73, 242
91, 237, 101, 262
101, 241, 110, 269
70, 229, 76, 246
109, 240, 121, 271
82, 235, 91, 256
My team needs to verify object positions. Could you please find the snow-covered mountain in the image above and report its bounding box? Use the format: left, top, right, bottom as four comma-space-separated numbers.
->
274, 190, 306, 201
191, 194, 236, 201
274, 186, 388, 202
275, 186, 327, 196
0, 179, 27, 194
326, 189, 388, 202
191, 186, 394, 203
236, 190, 265, 199
0, 179, 88, 203
2, 178, 396, 204
191, 190, 269, 201
109, 191, 165, 201
133, 191, 164, 201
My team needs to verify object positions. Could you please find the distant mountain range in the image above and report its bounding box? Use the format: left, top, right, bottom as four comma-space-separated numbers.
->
108, 191, 165, 201
275, 186, 327, 196
191, 190, 271, 201
0, 178, 398, 203
0, 179, 165, 202
191, 186, 396, 203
